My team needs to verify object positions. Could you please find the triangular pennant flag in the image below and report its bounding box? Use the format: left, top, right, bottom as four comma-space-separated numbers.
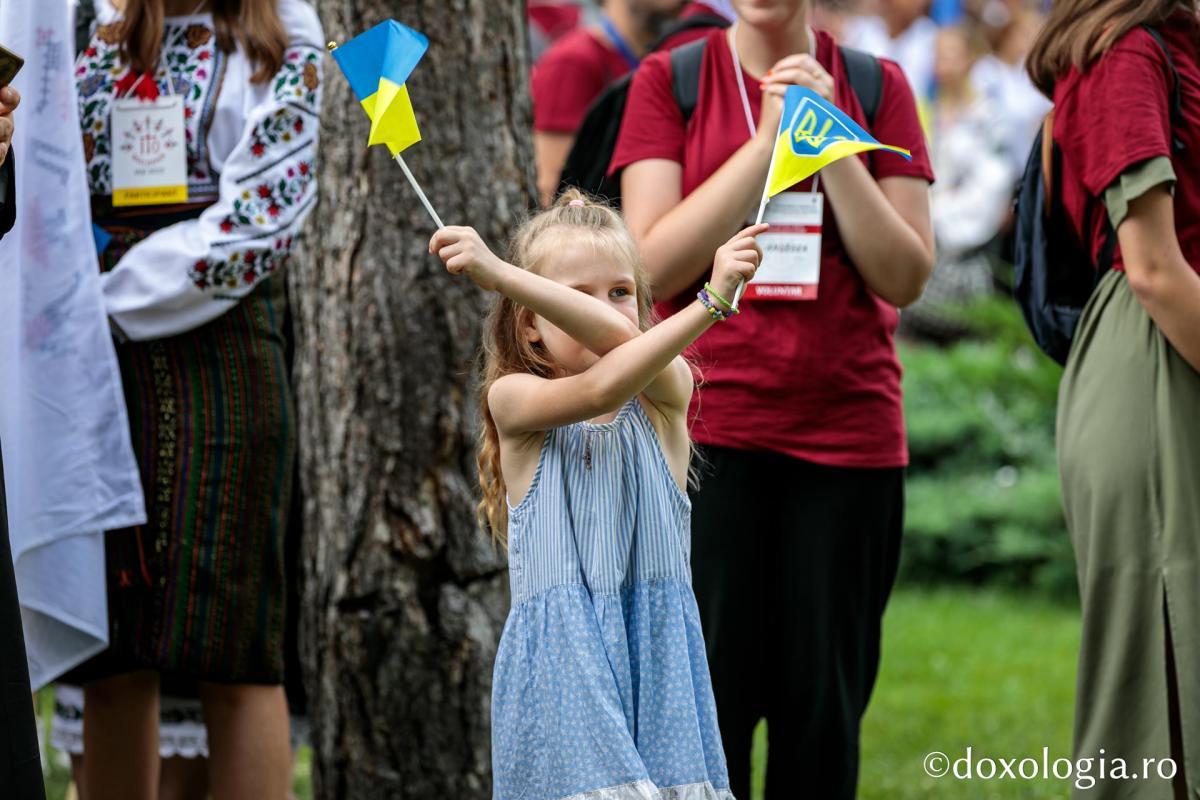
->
767, 86, 912, 197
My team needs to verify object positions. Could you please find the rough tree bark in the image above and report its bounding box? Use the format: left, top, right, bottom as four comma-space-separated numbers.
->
291, 1, 534, 796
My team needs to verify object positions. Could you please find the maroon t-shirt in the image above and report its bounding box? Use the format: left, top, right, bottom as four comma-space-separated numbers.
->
610, 27, 934, 468
531, 27, 633, 133
1053, 13, 1200, 275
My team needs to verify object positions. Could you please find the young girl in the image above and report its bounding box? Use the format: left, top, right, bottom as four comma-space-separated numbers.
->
430, 191, 765, 800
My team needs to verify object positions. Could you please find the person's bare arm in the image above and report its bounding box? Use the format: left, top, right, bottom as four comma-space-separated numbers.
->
456, 226, 764, 434
819, 157, 934, 307
1118, 186, 1200, 371
430, 226, 640, 356
622, 141, 772, 300
433, 224, 762, 415
534, 131, 575, 207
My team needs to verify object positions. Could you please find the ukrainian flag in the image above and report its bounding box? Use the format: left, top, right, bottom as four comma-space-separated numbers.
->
331, 20, 429, 155
767, 86, 912, 197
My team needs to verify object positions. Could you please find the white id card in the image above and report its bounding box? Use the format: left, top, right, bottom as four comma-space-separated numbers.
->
111, 96, 188, 206
746, 192, 823, 301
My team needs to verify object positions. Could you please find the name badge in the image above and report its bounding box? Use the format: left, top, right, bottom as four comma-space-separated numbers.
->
746, 192, 823, 301
111, 96, 188, 207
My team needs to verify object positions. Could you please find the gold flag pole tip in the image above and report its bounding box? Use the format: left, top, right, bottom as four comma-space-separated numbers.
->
327, 41, 338, 51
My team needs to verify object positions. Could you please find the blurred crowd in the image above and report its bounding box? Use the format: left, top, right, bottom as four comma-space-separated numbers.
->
527, 0, 1056, 339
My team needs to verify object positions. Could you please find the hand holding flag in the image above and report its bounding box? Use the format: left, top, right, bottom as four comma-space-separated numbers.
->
329, 20, 443, 227
733, 85, 913, 308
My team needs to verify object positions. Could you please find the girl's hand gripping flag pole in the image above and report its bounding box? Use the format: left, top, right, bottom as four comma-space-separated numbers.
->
731, 86, 913, 310
328, 20, 443, 228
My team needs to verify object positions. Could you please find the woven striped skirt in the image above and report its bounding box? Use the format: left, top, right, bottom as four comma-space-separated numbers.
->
69, 210, 295, 685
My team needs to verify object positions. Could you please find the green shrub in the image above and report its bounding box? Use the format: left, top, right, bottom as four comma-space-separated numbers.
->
899, 298, 1077, 598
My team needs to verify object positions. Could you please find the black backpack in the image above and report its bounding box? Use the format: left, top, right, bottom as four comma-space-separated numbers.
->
1013, 26, 1184, 365
557, 21, 885, 207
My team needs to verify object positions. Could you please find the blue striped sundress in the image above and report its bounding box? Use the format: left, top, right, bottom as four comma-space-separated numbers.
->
492, 397, 734, 800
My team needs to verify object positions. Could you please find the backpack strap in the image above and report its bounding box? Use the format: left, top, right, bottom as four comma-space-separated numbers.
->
670, 38, 708, 124
1142, 26, 1186, 153
839, 45, 883, 128
650, 12, 730, 53
1040, 110, 1055, 213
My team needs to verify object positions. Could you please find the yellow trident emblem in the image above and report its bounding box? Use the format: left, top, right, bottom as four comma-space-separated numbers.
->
791, 107, 849, 152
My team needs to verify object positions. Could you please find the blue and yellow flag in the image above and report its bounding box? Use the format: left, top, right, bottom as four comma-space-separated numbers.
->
767, 86, 912, 197
331, 20, 429, 155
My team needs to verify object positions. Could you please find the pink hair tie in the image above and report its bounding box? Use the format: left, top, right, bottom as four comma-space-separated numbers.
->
568, 199, 585, 207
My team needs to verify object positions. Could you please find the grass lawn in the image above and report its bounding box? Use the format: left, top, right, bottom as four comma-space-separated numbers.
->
750, 586, 1082, 799
38, 585, 1080, 800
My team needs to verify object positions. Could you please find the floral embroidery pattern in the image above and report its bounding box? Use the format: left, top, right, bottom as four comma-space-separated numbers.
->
95, 23, 121, 45
76, 32, 122, 191
189, 235, 294, 290
250, 107, 308, 158
274, 47, 322, 109
185, 25, 212, 49
185, 43, 323, 290
218, 161, 312, 233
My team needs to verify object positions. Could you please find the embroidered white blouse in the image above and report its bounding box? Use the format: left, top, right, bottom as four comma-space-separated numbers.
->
76, 0, 324, 340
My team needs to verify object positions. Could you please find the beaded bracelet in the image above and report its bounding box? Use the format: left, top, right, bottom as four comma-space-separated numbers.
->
697, 288, 728, 322
703, 282, 738, 314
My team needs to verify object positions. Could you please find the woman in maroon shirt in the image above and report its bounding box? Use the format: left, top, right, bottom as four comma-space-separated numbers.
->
610, 1, 933, 796
1029, 2, 1200, 796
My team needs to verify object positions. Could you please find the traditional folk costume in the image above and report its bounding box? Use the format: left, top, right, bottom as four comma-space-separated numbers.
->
66, 0, 322, 685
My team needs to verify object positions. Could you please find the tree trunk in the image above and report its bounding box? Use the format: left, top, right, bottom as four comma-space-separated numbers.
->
292, 1, 533, 796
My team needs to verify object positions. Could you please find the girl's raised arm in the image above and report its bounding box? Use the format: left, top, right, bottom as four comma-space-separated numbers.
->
430, 226, 640, 357
486, 226, 766, 435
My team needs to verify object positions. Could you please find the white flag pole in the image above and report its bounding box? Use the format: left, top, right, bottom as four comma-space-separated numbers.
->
732, 111, 786, 311
732, 169, 774, 309
394, 152, 444, 229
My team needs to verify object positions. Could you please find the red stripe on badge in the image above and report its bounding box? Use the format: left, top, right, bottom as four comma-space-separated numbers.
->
762, 225, 821, 235
745, 282, 819, 300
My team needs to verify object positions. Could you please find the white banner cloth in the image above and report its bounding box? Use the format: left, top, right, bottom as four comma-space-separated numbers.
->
0, 0, 146, 689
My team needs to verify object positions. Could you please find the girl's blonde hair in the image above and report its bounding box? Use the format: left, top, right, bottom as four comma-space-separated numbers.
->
476, 189, 656, 544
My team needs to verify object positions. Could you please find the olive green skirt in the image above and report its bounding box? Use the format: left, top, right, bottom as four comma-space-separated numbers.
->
1058, 268, 1200, 798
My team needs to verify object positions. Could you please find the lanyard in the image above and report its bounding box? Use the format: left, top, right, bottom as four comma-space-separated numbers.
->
729, 23, 820, 193
599, 15, 641, 70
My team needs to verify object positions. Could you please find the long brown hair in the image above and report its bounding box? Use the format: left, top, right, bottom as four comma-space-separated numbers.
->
476, 189, 656, 544
1027, 0, 1194, 96
118, 0, 287, 84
